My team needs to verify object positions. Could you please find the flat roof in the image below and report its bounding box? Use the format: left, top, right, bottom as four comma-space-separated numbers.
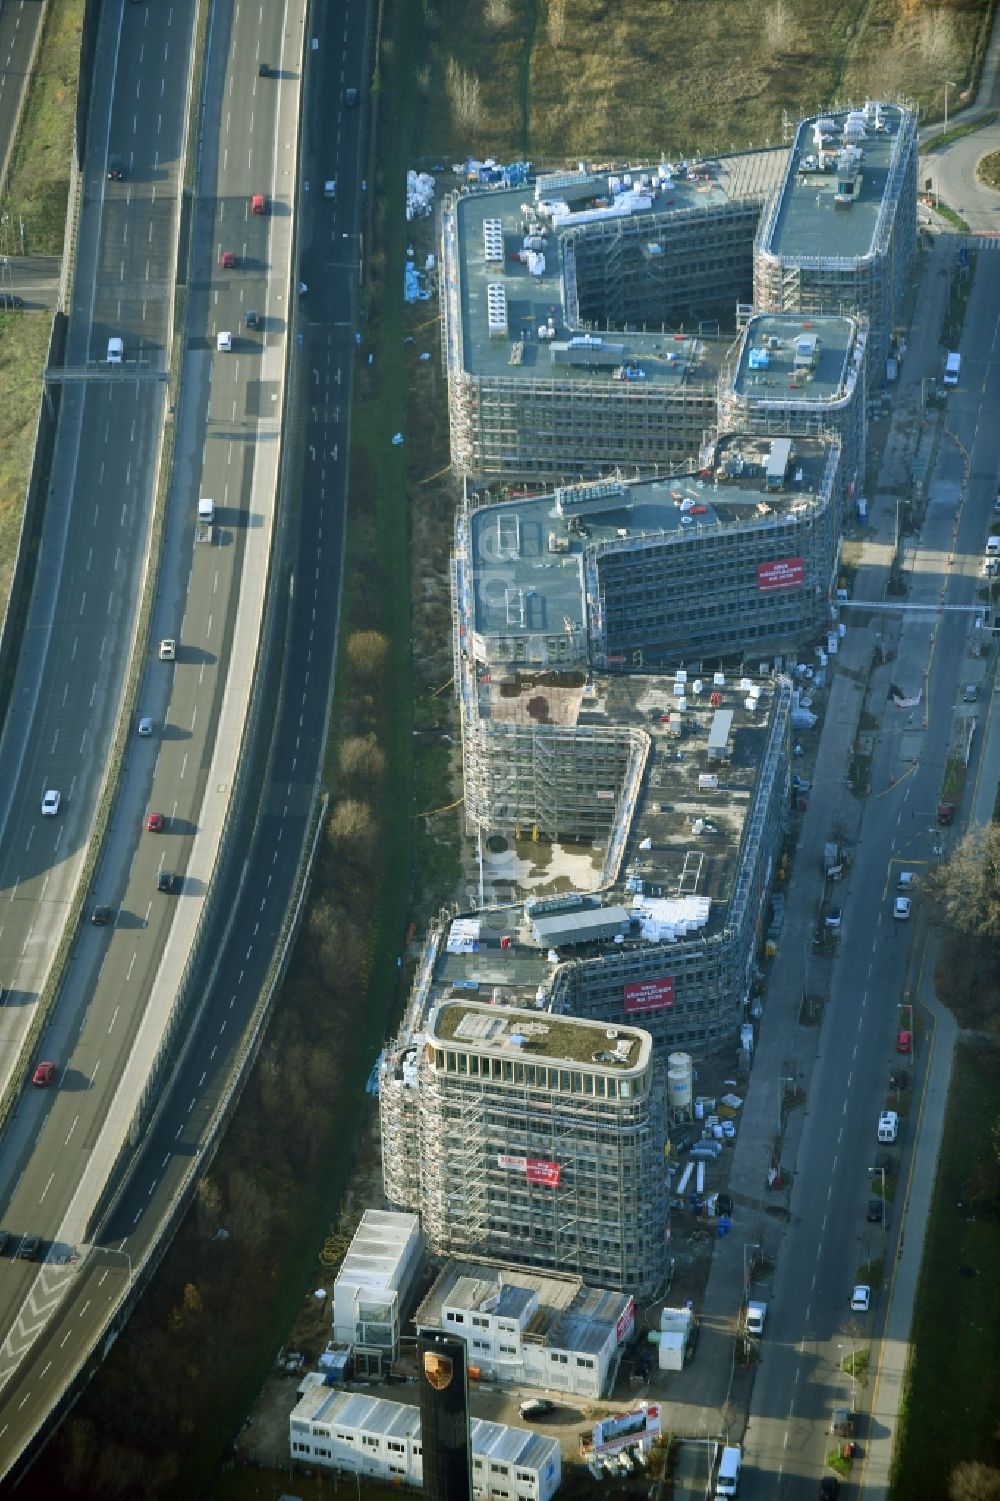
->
761, 103, 912, 263
432, 1000, 651, 1071
292, 1387, 559, 1470
416, 1260, 631, 1360
453, 164, 750, 386
730, 313, 859, 403
469, 435, 835, 645
336, 1209, 419, 1293
387, 671, 785, 1020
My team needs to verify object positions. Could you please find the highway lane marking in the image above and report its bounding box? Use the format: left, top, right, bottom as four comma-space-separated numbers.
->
85, 546, 93, 572
39, 1171, 55, 1204
59, 1332, 71, 1349
64, 1116, 79, 1147
127, 952, 136, 981
846, 1071, 852, 1088
78, 1302, 91, 1319
108, 1005, 120, 1034
144, 901, 152, 924
180, 752, 188, 779
132, 1209, 141, 1226
92, 1059, 100, 1082
188, 1097, 196, 1113
79, 589, 87, 616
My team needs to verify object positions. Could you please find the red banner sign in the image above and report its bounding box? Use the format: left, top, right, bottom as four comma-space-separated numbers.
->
615, 1296, 636, 1344
758, 557, 804, 593
498, 1154, 561, 1187
624, 976, 675, 1013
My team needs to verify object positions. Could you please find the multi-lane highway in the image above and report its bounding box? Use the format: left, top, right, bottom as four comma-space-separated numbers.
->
0, 0, 368, 1478
741, 238, 1000, 1496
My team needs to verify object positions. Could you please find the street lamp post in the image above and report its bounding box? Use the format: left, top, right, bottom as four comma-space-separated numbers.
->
743, 1241, 760, 1295
943, 80, 958, 136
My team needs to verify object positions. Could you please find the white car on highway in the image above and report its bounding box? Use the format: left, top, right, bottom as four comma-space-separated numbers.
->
216, 330, 232, 352
893, 896, 911, 920
107, 336, 123, 364
41, 789, 61, 816
851, 1284, 871, 1312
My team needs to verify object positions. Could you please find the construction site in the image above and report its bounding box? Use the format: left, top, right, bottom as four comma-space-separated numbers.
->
718, 311, 868, 496
440, 101, 915, 484
440, 153, 783, 481
380, 1000, 670, 1295
753, 102, 918, 369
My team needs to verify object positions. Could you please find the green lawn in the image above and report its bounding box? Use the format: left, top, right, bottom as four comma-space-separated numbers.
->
890, 1044, 1000, 1500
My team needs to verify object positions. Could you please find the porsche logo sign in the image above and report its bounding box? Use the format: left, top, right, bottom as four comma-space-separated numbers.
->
423, 1350, 454, 1392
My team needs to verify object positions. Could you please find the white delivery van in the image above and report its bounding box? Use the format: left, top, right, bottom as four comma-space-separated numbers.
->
878, 1110, 899, 1143
198, 498, 215, 524
107, 336, 123, 364
987, 535, 1000, 557
943, 351, 961, 386
716, 1444, 742, 1497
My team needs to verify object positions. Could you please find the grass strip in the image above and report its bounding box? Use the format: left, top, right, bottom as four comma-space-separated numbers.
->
924, 112, 999, 155
889, 1045, 1000, 1501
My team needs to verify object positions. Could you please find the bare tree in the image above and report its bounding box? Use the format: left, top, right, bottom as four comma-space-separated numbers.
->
346, 628, 389, 683
327, 797, 376, 854
339, 733, 387, 788
949, 1462, 1000, 1501
446, 57, 482, 130
929, 826, 1000, 938
764, 1, 796, 52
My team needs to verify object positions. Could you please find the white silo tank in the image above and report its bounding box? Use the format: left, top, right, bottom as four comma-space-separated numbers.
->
667, 1052, 693, 1117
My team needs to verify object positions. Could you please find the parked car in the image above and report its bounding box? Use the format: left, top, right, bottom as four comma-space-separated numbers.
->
867, 1198, 884, 1224
519, 1398, 555, 1420
824, 908, 842, 930
896, 1030, 912, 1054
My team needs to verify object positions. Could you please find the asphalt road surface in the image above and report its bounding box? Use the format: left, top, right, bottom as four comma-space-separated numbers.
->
741, 242, 1000, 1498
0, 0, 367, 1480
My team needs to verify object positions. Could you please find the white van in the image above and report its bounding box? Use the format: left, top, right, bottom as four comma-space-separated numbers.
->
878, 1110, 899, 1143
107, 336, 123, 364
943, 351, 960, 386
716, 1444, 742, 1497
986, 535, 1000, 556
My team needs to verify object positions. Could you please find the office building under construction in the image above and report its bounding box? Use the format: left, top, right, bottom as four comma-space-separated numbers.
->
718, 312, 868, 497
441, 154, 783, 482
381, 1001, 669, 1295
754, 102, 917, 369
383, 665, 792, 1062
454, 441, 836, 838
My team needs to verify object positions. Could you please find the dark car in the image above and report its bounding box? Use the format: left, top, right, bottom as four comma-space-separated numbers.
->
874, 1152, 896, 1175
157, 869, 176, 893
346, 86, 359, 106
18, 1236, 41, 1261
715, 1192, 733, 1218
867, 1197, 884, 1224
819, 1477, 840, 1499
889, 1067, 909, 1091
245, 308, 260, 329
0, 1230, 11, 1256
519, 1398, 555, 1420
0, 292, 24, 309
107, 154, 125, 180
91, 905, 112, 926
